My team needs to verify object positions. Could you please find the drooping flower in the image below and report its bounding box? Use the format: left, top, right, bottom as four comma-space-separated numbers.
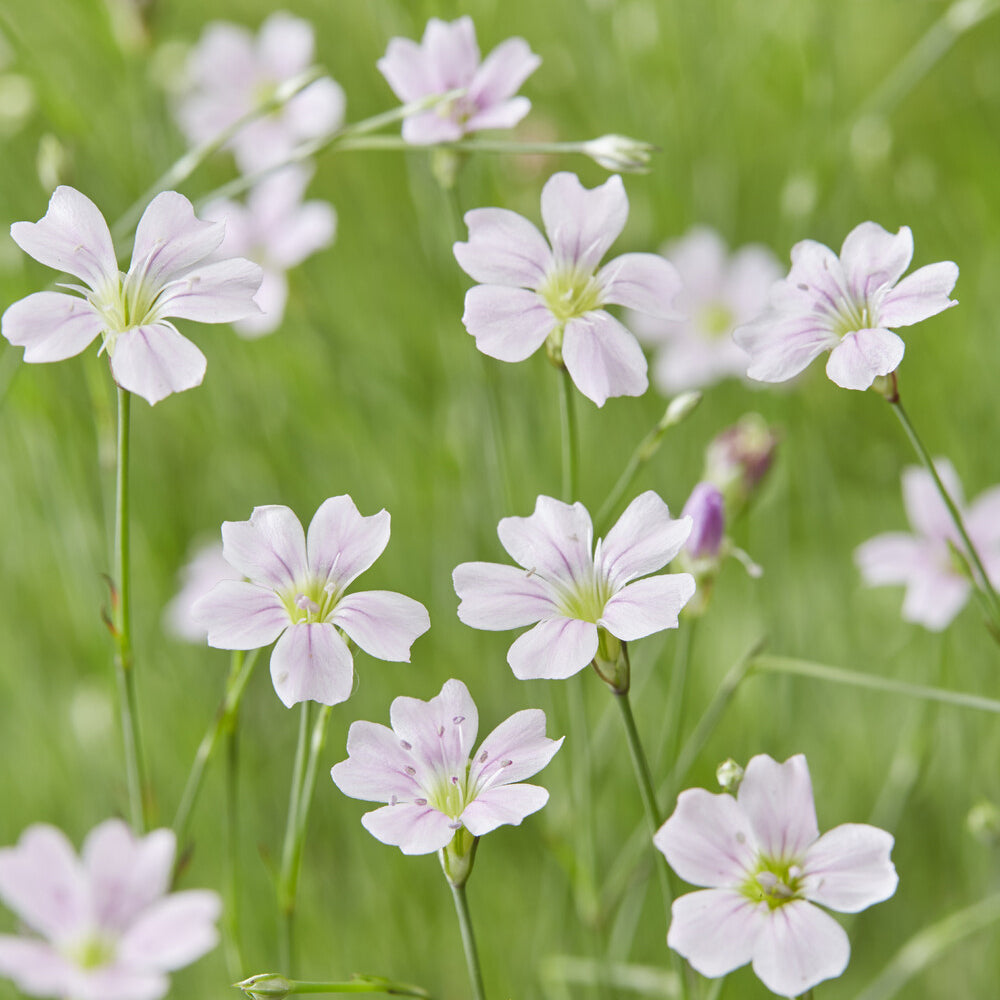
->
855, 460, 1000, 630
454, 172, 683, 406
203, 166, 336, 337
163, 541, 241, 643
733, 221, 958, 391
176, 12, 346, 172
2, 186, 262, 405
193, 497, 430, 708
629, 225, 782, 392
331, 678, 563, 856
655, 754, 898, 998
453, 492, 695, 680
377, 16, 540, 145
0, 819, 220, 1000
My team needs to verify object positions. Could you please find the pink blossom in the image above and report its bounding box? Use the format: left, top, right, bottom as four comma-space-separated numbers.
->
630, 226, 782, 392
453, 492, 695, 680
733, 221, 958, 391
377, 17, 539, 145
163, 542, 241, 643
331, 679, 562, 854
203, 166, 336, 337
0, 819, 220, 1000
454, 172, 683, 406
2, 186, 262, 405
193, 497, 430, 708
855, 460, 1000, 630
655, 754, 898, 998
176, 12, 346, 172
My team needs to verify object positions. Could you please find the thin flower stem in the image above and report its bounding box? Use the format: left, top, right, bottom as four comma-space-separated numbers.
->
236, 973, 432, 996
223, 667, 247, 981
889, 397, 1000, 626
559, 368, 579, 502
113, 386, 149, 832
328, 136, 595, 156
450, 882, 487, 1000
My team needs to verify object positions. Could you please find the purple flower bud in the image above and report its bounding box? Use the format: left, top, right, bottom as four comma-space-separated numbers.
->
704, 413, 779, 513
682, 483, 725, 560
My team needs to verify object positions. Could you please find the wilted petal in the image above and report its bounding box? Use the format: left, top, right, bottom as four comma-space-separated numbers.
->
269, 622, 354, 707
470, 709, 563, 788
878, 261, 958, 327
855, 532, 931, 587
541, 173, 628, 272
600, 491, 692, 587
667, 890, 767, 979
600, 573, 695, 640
389, 679, 479, 778
109, 322, 207, 405
597, 252, 683, 319
840, 222, 913, 301
156, 257, 263, 323
562, 310, 648, 407
825, 327, 904, 390
361, 803, 455, 855
332, 590, 430, 662
497, 495, 593, 582
453, 561, 557, 629
454, 208, 551, 288
306, 496, 390, 589
117, 890, 220, 971
802, 823, 898, 913
331, 721, 423, 802
195, 581, 288, 650
129, 192, 224, 287
738, 754, 819, 863
2, 292, 103, 362
461, 783, 549, 836
468, 37, 540, 106
221, 505, 308, 590
507, 617, 598, 680
462, 285, 554, 361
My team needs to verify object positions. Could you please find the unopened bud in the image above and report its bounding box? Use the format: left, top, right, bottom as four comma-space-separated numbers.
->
682, 483, 725, 561
36, 133, 71, 193
235, 973, 292, 999
582, 134, 656, 174
967, 799, 1000, 846
704, 413, 779, 515
716, 758, 744, 794
660, 391, 702, 430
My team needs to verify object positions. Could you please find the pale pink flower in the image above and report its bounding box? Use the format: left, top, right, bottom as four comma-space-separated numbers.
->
203, 166, 336, 337
163, 542, 241, 643
733, 221, 958, 391
453, 492, 695, 680
377, 16, 539, 145
2, 186, 262, 405
176, 12, 346, 172
193, 497, 431, 708
454, 172, 683, 406
655, 754, 898, 998
855, 460, 1000, 630
630, 226, 782, 392
331, 678, 562, 854
0, 819, 220, 1000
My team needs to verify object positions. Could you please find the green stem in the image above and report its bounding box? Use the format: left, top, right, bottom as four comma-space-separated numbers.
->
450, 882, 487, 1000
223, 671, 246, 981
236, 973, 432, 997
328, 136, 595, 155
113, 387, 148, 832
559, 368, 579, 502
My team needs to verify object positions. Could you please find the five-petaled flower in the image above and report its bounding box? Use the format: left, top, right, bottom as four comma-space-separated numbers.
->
378, 16, 540, 145
655, 754, 898, 998
176, 11, 346, 172
0, 819, 220, 1000
453, 491, 695, 680
733, 221, 958, 391
193, 497, 431, 708
454, 171, 683, 406
2, 186, 263, 405
855, 460, 1000, 630
331, 678, 563, 855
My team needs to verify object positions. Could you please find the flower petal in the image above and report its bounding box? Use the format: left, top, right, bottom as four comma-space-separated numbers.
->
825, 328, 904, 391
10, 186, 117, 289
599, 573, 695, 640
0, 938, 78, 998
562, 310, 648, 407
541, 173, 628, 272
902, 568, 970, 630
306, 496, 390, 590
855, 532, 932, 587
453, 561, 558, 630
331, 720, 424, 802
389, 679, 479, 780
902, 461, 963, 540
423, 16, 479, 89
751, 900, 850, 997
280, 77, 347, 146
738, 755, 819, 863
667, 889, 767, 979
597, 252, 683, 319
2, 292, 103, 362
401, 111, 465, 145
233, 268, 287, 338
840, 221, 913, 301
117, 890, 221, 971
507, 617, 598, 680
155, 257, 263, 324
469, 709, 563, 788
269, 623, 354, 708
360, 803, 456, 855
461, 285, 555, 361
72, 966, 168, 1000
878, 261, 959, 327
454, 208, 551, 288
257, 11, 313, 78
600, 491, 692, 587
332, 590, 430, 662
378, 37, 433, 102
468, 37, 540, 106
195, 581, 289, 650
733, 310, 838, 383
497, 495, 594, 582
802, 823, 898, 913
464, 97, 533, 132
461, 783, 550, 836
109, 322, 207, 405
221, 505, 309, 591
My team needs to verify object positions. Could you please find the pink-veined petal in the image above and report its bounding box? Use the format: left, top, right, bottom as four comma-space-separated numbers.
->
541, 173, 628, 273
306, 496, 390, 589
109, 322, 206, 405
599, 573, 695, 640
117, 890, 220, 971
2, 292, 103, 362
878, 261, 958, 327
378, 37, 433, 102
389, 679, 479, 780
840, 222, 913, 301
902, 461, 963, 540
751, 900, 850, 997
507, 617, 598, 680
497, 495, 594, 582
461, 783, 550, 836
464, 97, 532, 132
468, 37, 540, 106
738, 755, 819, 863
668, 890, 768, 979
361, 803, 456, 855
600, 491, 692, 587
461, 285, 555, 361
195, 580, 288, 650
733, 310, 838, 383
825, 328, 904, 391
221, 505, 308, 591
597, 252, 683, 320
802, 823, 898, 913
469, 709, 563, 789
331, 720, 424, 802
453, 561, 557, 630
562, 310, 648, 407
454, 208, 551, 288
269, 623, 354, 708
332, 590, 430, 662
855, 532, 931, 587
422, 16, 479, 90
156, 257, 263, 323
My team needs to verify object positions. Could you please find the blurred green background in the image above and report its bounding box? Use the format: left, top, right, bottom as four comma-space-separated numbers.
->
1, 0, 1000, 997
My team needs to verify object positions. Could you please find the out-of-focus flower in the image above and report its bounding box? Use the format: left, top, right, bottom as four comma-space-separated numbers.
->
453, 492, 694, 680
704, 413, 779, 517
194, 497, 430, 708
164, 541, 242, 642
581, 134, 654, 173
203, 166, 336, 337
2, 187, 262, 405
0, 819, 220, 1000
378, 16, 539, 145
630, 226, 781, 393
176, 12, 345, 172
733, 221, 958, 391
655, 754, 898, 998
454, 172, 682, 406
855, 460, 1000, 630
331, 679, 562, 861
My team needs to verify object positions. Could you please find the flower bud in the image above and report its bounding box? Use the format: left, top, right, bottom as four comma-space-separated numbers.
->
660, 391, 703, 430
704, 413, 779, 516
235, 973, 292, 999
582, 134, 655, 173
967, 799, 1000, 846
716, 758, 744, 794
682, 483, 725, 561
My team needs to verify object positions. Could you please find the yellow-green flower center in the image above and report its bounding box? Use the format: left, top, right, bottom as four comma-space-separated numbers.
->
540, 266, 604, 323
67, 934, 116, 970
741, 858, 804, 910
697, 302, 735, 338
280, 579, 343, 624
